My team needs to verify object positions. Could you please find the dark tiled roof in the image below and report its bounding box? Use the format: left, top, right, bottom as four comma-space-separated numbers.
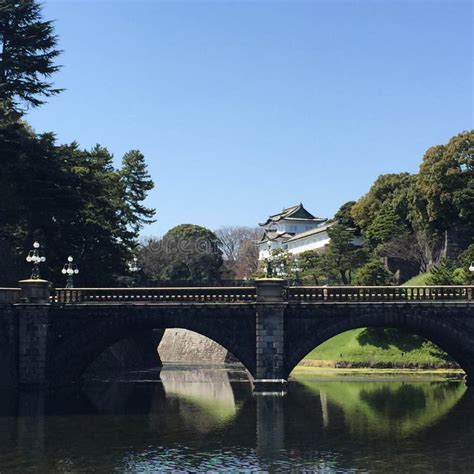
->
269, 204, 300, 219
259, 203, 325, 226
286, 221, 335, 242
259, 231, 293, 243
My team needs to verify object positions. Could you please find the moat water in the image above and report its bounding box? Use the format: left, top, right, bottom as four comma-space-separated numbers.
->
0, 365, 473, 472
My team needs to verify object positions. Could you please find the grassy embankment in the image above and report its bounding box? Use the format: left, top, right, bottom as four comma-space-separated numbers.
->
300, 272, 459, 369
402, 272, 432, 286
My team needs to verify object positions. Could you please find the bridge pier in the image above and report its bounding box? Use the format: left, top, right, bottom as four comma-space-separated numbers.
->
254, 279, 288, 393
16, 280, 51, 388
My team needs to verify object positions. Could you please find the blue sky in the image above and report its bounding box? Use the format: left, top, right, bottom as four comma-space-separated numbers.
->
28, 0, 473, 236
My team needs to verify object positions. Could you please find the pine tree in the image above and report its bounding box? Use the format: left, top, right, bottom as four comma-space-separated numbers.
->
120, 150, 156, 237
327, 224, 367, 284
426, 258, 458, 286
0, 0, 62, 110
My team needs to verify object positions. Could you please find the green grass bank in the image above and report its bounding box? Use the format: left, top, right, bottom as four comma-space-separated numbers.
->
302, 327, 456, 368
301, 272, 457, 369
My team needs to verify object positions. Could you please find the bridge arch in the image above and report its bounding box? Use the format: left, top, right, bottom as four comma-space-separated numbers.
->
284, 305, 474, 382
48, 305, 256, 386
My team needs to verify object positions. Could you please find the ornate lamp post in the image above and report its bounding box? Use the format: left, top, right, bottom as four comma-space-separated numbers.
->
129, 256, 140, 286
62, 256, 79, 288
275, 262, 286, 278
265, 243, 273, 278
26, 241, 46, 279
292, 257, 302, 286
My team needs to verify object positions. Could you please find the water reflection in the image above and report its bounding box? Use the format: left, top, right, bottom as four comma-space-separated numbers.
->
0, 368, 473, 472
160, 365, 240, 426
297, 379, 465, 436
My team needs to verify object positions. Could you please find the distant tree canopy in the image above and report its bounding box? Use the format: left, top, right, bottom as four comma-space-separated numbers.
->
349, 130, 473, 274
353, 259, 392, 286
334, 201, 360, 233
139, 225, 224, 283
410, 130, 474, 238
458, 244, 474, 285
363, 206, 407, 250
215, 226, 260, 279
351, 172, 415, 238
0, 0, 62, 111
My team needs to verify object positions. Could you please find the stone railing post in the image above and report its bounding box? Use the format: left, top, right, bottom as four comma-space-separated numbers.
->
254, 278, 287, 392
16, 280, 52, 388
18, 279, 50, 304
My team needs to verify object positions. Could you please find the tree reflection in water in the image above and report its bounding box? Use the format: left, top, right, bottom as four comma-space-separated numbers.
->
296, 379, 465, 437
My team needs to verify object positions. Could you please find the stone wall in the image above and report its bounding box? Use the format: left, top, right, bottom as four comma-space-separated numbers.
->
158, 329, 237, 364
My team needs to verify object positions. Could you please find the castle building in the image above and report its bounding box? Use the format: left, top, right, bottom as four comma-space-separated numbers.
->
258, 204, 334, 260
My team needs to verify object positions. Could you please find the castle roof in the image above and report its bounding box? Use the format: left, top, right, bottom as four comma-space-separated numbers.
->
286, 221, 335, 242
259, 230, 293, 244
259, 203, 325, 226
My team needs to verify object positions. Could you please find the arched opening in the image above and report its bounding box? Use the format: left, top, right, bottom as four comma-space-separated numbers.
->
288, 326, 466, 378
83, 329, 164, 378
50, 310, 255, 386
292, 328, 459, 372
73, 324, 252, 427
84, 328, 244, 379
286, 324, 469, 436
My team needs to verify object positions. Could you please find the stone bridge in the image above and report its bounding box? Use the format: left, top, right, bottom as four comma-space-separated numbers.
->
0, 280, 473, 391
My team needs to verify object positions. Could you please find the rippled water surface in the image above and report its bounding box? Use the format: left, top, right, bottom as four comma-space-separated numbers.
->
0, 366, 473, 472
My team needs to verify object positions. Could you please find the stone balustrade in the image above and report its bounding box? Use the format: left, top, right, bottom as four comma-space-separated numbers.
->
288, 285, 472, 302
0, 284, 472, 305
52, 286, 258, 304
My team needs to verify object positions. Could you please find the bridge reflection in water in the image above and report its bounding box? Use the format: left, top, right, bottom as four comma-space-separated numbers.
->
0, 366, 472, 471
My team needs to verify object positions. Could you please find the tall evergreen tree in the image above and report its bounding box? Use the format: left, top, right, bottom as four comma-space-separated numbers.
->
120, 150, 156, 238
326, 224, 367, 284
0, 0, 62, 111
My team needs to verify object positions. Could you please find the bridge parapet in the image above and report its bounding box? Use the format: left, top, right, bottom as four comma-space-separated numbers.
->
0, 288, 21, 304
50, 285, 474, 305
53, 286, 257, 304
1, 284, 471, 306
288, 285, 473, 302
